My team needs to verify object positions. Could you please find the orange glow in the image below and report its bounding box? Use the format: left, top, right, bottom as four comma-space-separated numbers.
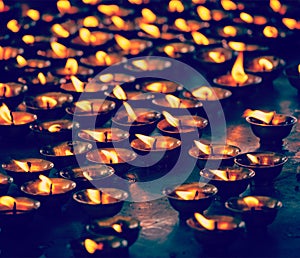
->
221, 0, 237, 10
79, 28, 93, 44
254, 16, 267, 25
270, 0, 281, 12
7, 19, 20, 33
133, 60, 150, 71
228, 41, 246, 51
84, 239, 103, 254
0, 83, 12, 97
98, 5, 119, 16
135, 134, 155, 149
194, 212, 216, 230
194, 140, 211, 155
37, 175, 52, 194
243, 109, 275, 124
57, 0, 71, 14
146, 82, 168, 92
191, 31, 210, 45
263, 26, 278, 38
16, 55, 27, 67
123, 102, 137, 122
112, 224, 122, 233
83, 16, 99, 27
75, 101, 93, 112
240, 12, 253, 23
168, 0, 184, 13
0, 103, 13, 124
48, 124, 62, 132
165, 94, 181, 108
162, 111, 179, 127
192, 86, 214, 99
22, 35, 35, 44
113, 85, 127, 100
0, 0, 5, 12
197, 6, 211, 21
243, 196, 261, 208
38, 72, 47, 85
82, 130, 107, 142
71, 76, 85, 92
101, 150, 119, 164
246, 154, 260, 164
208, 51, 226, 63
86, 189, 101, 204
111, 16, 126, 29
282, 18, 297, 30
142, 8, 156, 23
65, 58, 78, 75
40, 96, 58, 109
27, 9, 40, 21
223, 26, 237, 37
13, 160, 31, 172
258, 58, 274, 71
174, 18, 190, 32
51, 24, 70, 38
114, 34, 131, 51
95, 51, 112, 66
50, 42, 68, 58
82, 0, 99, 4
231, 52, 248, 84
209, 169, 229, 181
129, 0, 143, 4
140, 23, 161, 38
0, 196, 16, 209
176, 190, 198, 200
164, 45, 175, 58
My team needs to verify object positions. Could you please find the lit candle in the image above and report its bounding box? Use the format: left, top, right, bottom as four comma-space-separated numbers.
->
139, 80, 183, 95
0, 82, 27, 109
0, 173, 13, 195
124, 57, 172, 72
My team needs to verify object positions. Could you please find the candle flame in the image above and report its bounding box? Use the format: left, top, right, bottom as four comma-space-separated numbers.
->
38, 175, 52, 194
12, 160, 31, 172
246, 154, 260, 165
38, 72, 47, 85
48, 124, 62, 132
111, 16, 126, 29
98, 4, 119, 16
298, 64, 300, 74
84, 239, 104, 254
165, 94, 181, 108
83, 171, 94, 181
228, 41, 246, 51
0, 196, 16, 209
231, 52, 248, 84
50, 42, 68, 58
65, 58, 78, 75
162, 111, 179, 127
282, 18, 297, 30
0, 0, 5, 11
209, 169, 229, 181
258, 58, 274, 71
270, 0, 281, 12
135, 134, 155, 149
142, 8, 156, 23
27, 9, 40, 21
191, 31, 210, 45
175, 190, 198, 200
223, 26, 237, 37
39, 96, 58, 109
86, 189, 101, 204
71, 75, 85, 92
83, 16, 99, 27
263, 26, 278, 38
112, 85, 127, 100
123, 102, 137, 122
221, 0, 237, 10
79, 28, 93, 44
112, 224, 122, 233
164, 45, 176, 58
192, 86, 214, 99
22, 35, 35, 44
243, 109, 275, 124
194, 212, 216, 230
75, 101, 93, 112
146, 82, 167, 93
174, 18, 190, 32
101, 150, 119, 164
132, 59, 149, 71
51, 24, 70, 38
140, 23, 161, 38
114, 34, 131, 51
243, 196, 260, 208
194, 140, 211, 155
95, 51, 112, 66
0, 103, 13, 124
82, 130, 107, 142
57, 0, 71, 14
240, 12, 254, 23
7, 19, 20, 33
208, 51, 226, 63
0, 83, 12, 97
16, 55, 27, 67
168, 0, 184, 13
197, 6, 211, 21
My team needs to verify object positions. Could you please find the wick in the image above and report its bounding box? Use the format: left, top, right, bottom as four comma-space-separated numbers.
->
104, 131, 108, 142
214, 221, 218, 231
100, 191, 102, 204
27, 162, 31, 172
10, 111, 14, 125
178, 119, 182, 129
49, 183, 53, 196
251, 206, 256, 212
226, 168, 230, 180
2, 86, 6, 97
47, 101, 50, 109
90, 103, 94, 114
178, 99, 182, 108
152, 138, 157, 150
193, 190, 199, 200
210, 145, 214, 156
13, 201, 17, 215
236, 83, 240, 87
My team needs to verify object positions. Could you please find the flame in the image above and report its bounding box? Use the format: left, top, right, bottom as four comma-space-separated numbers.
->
0, 196, 16, 209
95, 51, 112, 65
135, 134, 155, 149
38, 72, 47, 85
57, 0, 71, 14
22, 35, 35, 44
40, 96, 58, 109
86, 189, 101, 204
0, 0, 4, 11
146, 82, 167, 93
282, 18, 297, 30
240, 12, 254, 23
82, 0, 98, 4
0, 103, 13, 124
243, 196, 260, 208
142, 8, 156, 23
228, 41, 246, 51
231, 52, 248, 84
16, 55, 27, 67
75, 101, 93, 112
194, 213, 216, 230
83, 130, 107, 142
84, 239, 103, 254
258, 58, 274, 71
83, 171, 93, 181
162, 111, 179, 127
112, 224, 122, 233
13, 160, 31, 172
71, 75, 85, 92
101, 150, 119, 164
263, 26, 278, 38
164, 45, 175, 58
98, 5, 119, 16
208, 51, 226, 63
140, 23, 161, 38
168, 0, 184, 12
298, 64, 300, 74
83, 16, 99, 27
0, 83, 12, 97
114, 34, 131, 51
221, 0, 237, 10
175, 190, 198, 200
79, 28, 94, 44
50, 42, 68, 58
197, 6, 211, 21
27, 9, 40, 21
194, 140, 211, 155
38, 175, 52, 194
123, 102, 137, 122
7, 19, 20, 33
51, 24, 70, 38
174, 18, 190, 32
209, 169, 229, 181
223, 26, 237, 37
270, 0, 281, 12
113, 85, 127, 100
165, 94, 181, 108
246, 154, 260, 165
243, 109, 275, 124
65, 58, 78, 75
132, 60, 149, 71
111, 16, 126, 29
191, 31, 210, 45
192, 86, 214, 99
48, 124, 62, 132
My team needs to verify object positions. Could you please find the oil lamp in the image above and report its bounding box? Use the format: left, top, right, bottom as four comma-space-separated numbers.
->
196, 5, 229, 22
0, 46, 23, 61
163, 182, 217, 217
234, 152, 288, 185
190, 31, 221, 47
66, 99, 116, 128
95, 72, 136, 89
25, 92, 73, 119
199, 167, 255, 199
0, 173, 13, 195
78, 127, 130, 148
59, 164, 114, 189
0, 82, 27, 109
138, 80, 183, 96
225, 196, 282, 228
285, 63, 300, 92
189, 140, 241, 169
0, 103, 37, 139
40, 141, 93, 168
135, 8, 167, 25
223, 40, 269, 53
124, 57, 172, 73
243, 109, 297, 145
73, 188, 128, 218
30, 119, 80, 143
53, 58, 94, 78
112, 102, 161, 135
97, 4, 133, 17
170, 18, 209, 33
215, 24, 252, 39
157, 42, 195, 60
2, 158, 54, 185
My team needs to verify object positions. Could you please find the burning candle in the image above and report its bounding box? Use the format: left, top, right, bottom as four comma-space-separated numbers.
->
224, 40, 269, 52
186, 86, 232, 103
71, 29, 113, 47
216, 24, 251, 38
53, 58, 94, 78
73, 188, 128, 218
124, 57, 172, 72
37, 42, 83, 60
135, 8, 167, 25
0, 82, 27, 109
2, 158, 54, 185
191, 31, 221, 47
95, 73, 135, 88
158, 42, 195, 59
163, 182, 218, 217
138, 80, 183, 95
0, 46, 23, 61
98, 4, 133, 17
10, 55, 51, 75
0, 173, 13, 195
284, 63, 300, 92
